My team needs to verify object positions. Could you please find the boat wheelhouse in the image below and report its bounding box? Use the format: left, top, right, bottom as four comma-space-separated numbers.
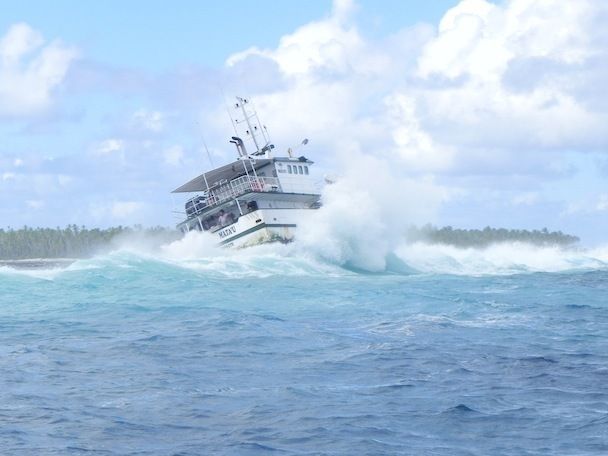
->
172, 98, 322, 248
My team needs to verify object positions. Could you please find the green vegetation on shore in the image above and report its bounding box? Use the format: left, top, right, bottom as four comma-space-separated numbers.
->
0, 224, 580, 260
0, 225, 180, 260
406, 224, 580, 248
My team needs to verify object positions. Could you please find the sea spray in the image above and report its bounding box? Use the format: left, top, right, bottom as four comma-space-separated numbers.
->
100, 235, 606, 278
160, 229, 225, 261
296, 154, 444, 271
395, 241, 607, 275
8, 231, 603, 279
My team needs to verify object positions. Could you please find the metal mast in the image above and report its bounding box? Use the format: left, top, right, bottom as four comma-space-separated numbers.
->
233, 97, 271, 155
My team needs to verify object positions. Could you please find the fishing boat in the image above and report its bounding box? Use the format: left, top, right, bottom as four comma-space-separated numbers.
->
172, 97, 322, 248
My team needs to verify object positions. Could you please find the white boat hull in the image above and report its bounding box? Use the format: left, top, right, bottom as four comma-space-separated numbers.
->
209, 207, 312, 248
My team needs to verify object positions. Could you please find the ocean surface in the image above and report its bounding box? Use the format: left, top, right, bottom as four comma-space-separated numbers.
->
1, 235, 607, 455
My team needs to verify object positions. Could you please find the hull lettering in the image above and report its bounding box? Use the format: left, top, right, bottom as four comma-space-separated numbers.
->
218, 226, 237, 239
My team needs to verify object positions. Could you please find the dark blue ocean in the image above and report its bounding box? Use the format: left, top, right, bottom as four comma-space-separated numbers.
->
1, 237, 607, 455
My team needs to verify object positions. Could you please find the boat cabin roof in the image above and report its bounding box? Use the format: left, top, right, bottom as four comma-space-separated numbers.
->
172, 158, 272, 193
172, 156, 313, 193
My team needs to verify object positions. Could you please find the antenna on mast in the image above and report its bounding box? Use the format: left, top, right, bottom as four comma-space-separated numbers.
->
233, 96, 273, 156
196, 123, 213, 191
219, 82, 239, 137
197, 126, 214, 168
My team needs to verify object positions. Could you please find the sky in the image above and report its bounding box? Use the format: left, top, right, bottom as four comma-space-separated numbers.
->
1, 0, 607, 246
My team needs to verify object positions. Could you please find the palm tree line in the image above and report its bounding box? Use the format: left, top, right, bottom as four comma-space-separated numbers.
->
406, 224, 580, 248
0, 224, 580, 260
0, 225, 179, 260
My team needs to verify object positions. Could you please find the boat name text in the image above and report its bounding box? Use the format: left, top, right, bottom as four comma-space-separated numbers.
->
218, 226, 237, 239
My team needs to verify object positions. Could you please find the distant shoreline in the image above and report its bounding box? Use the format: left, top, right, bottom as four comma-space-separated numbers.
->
0, 259, 76, 269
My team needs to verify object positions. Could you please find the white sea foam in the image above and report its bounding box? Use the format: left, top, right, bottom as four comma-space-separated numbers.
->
294, 154, 444, 271
394, 241, 607, 275
3, 237, 604, 281
160, 229, 224, 261
59, 237, 605, 279
157, 230, 345, 278
0, 265, 60, 281
124, 228, 607, 278
586, 244, 608, 264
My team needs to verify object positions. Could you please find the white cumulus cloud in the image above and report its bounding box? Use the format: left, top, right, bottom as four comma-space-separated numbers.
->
413, 0, 608, 151
0, 23, 79, 117
164, 145, 185, 167
222, 0, 608, 178
92, 139, 124, 156
111, 201, 145, 219
131, 109, 168, 132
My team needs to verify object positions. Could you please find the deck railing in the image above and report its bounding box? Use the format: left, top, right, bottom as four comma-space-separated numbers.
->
175, 176, 281, 219
175, 175, 323, 222
210, 175, 281, 205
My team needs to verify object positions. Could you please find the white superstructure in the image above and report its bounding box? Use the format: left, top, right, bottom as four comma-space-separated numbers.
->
172, 98, 322, 248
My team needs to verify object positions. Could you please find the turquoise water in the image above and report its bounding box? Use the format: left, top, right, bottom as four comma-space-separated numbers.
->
1, 237, 607, 455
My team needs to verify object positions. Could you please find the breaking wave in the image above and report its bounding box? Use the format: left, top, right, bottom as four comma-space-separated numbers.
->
3, 232, 607, 280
